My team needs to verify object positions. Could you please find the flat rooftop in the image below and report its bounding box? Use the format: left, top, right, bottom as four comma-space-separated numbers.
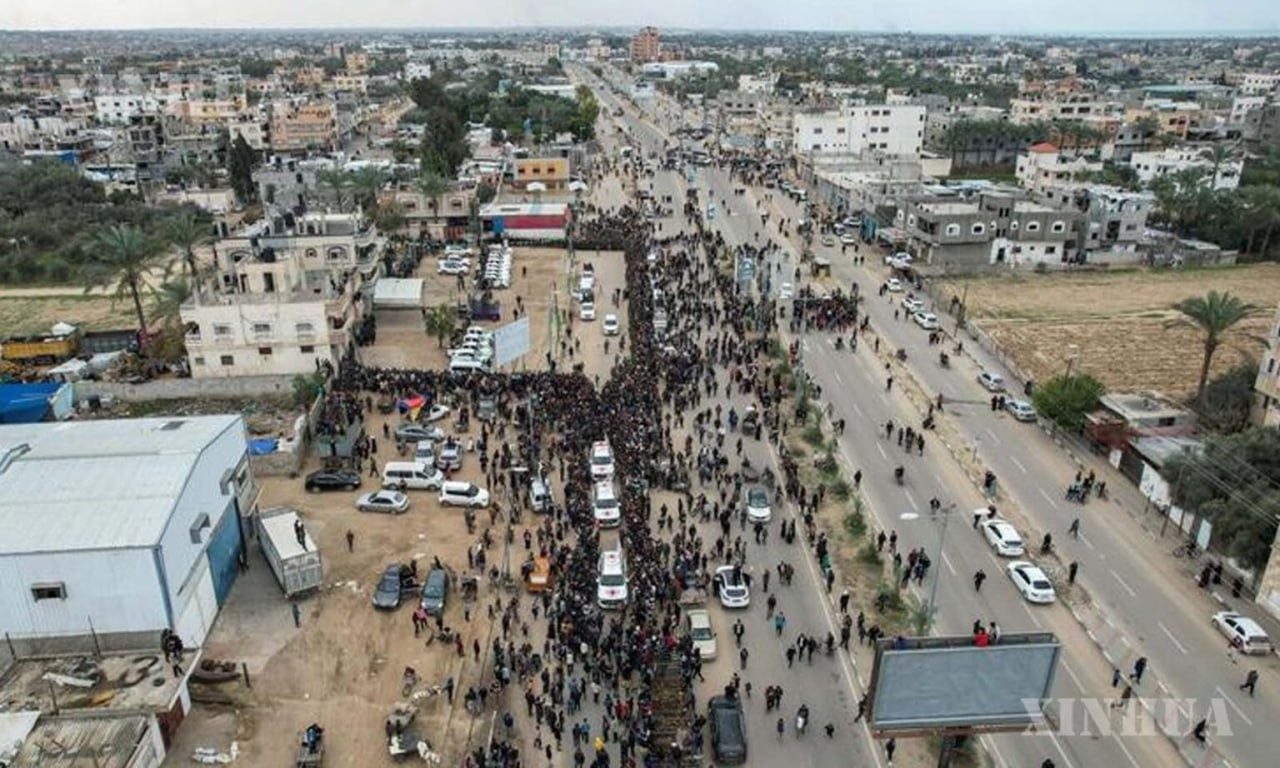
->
0, 415, 241, 555
917, 201, 978, 216
0, 654, 186, 715
0, 712, 151, 768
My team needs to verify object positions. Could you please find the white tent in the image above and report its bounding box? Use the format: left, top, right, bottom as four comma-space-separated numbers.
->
373, 278, 424, 309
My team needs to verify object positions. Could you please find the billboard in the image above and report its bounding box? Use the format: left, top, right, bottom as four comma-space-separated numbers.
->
493, 316, 531, 368
868, 633, 1061, 736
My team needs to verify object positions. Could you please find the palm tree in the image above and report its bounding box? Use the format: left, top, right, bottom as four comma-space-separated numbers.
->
1199, 142, 1241, 188
416, 173, 451, 223
1167, 291, 1266, 404
150, 277, 196, 328
83, 224, 168, 334
348, 166, 386, 214
316, 168, 353, 212
422, 303, 457, 348
163, 210, 210, 279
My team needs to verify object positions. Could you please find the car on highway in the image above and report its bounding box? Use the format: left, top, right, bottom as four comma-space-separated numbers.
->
745, 485, 772, 523
304, 468, 361, 492
886, 277, 904, 292
686, 608, 718, 660
1005, 399, 1038, 422
372, 564, 418, 610
1211, 611, 1272, 655
1007, 561, 1056, 604
708, 695, 747, 765
395, 423, 445, 444
901, 295, 925, 313
981, 519, 1026, 557
603, 314, 620, 335
713, 565, 751, 609
420, 567, 450, 616
913, 311, 940, 330
356, 490, 411, 514
590, 440, 615, 480
977, 371, 1006, 392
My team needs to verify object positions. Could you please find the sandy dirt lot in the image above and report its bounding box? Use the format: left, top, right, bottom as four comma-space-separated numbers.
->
0, 294, 144, 336
934, 264, 1280, 398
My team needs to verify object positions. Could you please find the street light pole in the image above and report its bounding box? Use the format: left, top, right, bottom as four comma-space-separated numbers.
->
924, 503, 955, 623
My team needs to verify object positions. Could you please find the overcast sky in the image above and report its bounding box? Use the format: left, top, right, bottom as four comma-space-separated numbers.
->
3, 0, 1278, 35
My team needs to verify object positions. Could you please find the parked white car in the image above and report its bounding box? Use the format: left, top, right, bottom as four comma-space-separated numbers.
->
1211, 611, 1272, 655
1007, 561, 1056, 604
886, 277, 903, 292
978, 371, 1006, 392
901, 295, 925, 313
603, 314, 620, 335
714, 565, 751, 609
1005, 399, 1037, 422
913, 311, 940, 330
580, 302, 596, 321
686, 608, 718, 660
356, 490, 411, 514
745, 486, 772, 523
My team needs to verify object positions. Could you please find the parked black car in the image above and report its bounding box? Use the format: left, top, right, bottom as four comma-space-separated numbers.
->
373, 564, 419, 610
304, 468, 362, 492
709, 695, 747, 764
420, 568, 450, 616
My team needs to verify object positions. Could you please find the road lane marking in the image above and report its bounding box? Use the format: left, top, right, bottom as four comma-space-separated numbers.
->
1158, 622, 1188, 654
1214, 686, 1256, 727
1060, 660, 1085, 692
876, 443, 887, 460
1110, 733, 1142, 768
1022, 604, 1044, 628
833, 370, 844, 385
1110, 570, 1137, 598
1010, 456, 1028, 474
904, 491, 918, 510
985, 428, 1001, 444
940, 550, 956, 576
852, 403, 864, 417
1078, 533, 1095, 551
1038, 487, 1061, 509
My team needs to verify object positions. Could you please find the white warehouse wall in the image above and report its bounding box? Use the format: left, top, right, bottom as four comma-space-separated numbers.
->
0, 548, 167, 639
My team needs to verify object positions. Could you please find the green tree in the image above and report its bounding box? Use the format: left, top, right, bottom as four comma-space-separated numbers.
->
568, 84, 600, 141
422, 303, 457, 348
316, 169, 353, 212
227, 134, 257, 204
1031, 373, 1106, 432
83, 224, 167, 333
474, 181, 497, 205
1167, 291, 1265, 405
1198, 362, 1258, 434
1167, 427, 1280, 572
347, 166, 386, 214
162, 210, 210, 279
373, 201, 406, 234
150, 276, 195, 329
415, 173, 450, 221
1199, 142, 1241, 187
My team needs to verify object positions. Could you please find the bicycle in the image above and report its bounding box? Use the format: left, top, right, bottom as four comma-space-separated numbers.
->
1172, 540, 1201, 559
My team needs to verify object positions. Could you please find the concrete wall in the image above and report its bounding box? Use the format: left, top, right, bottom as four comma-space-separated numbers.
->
74, 375, 296, 403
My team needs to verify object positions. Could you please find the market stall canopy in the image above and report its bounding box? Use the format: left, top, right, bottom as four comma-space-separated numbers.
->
373, 278, 424, 309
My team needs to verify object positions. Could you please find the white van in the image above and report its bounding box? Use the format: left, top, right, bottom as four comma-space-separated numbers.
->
382, 461, 445, 491
593, 481, 621, 528
439, 480, 491, 508
597, 547, 629, 609
450, 357, 488, 375
530, 478, 552, 513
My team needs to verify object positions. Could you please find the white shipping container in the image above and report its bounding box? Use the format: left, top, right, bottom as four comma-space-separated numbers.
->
256, 507, 323, 597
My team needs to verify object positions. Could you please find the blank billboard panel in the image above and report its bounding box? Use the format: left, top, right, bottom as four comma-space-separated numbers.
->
869, 633, 1061, 733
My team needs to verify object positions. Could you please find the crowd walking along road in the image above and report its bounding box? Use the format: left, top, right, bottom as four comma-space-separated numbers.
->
564, 65, 1266, 768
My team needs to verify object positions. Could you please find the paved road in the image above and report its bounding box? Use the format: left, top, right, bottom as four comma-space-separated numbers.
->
571, 65, 1260, 768
565, 93, 878, 768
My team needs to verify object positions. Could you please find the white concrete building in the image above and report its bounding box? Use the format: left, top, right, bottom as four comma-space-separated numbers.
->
93, 94, 162, 124
181, 212, 380, 378
0, 415, 255, 652
1129, 147, 1243, 190
1015, 143, 1103, 191
792, 105, 927, 156
737, 74, 776, 94
1237, 72, 1280, 96
404, 60, 433, 81
1254, 304, 1280, 428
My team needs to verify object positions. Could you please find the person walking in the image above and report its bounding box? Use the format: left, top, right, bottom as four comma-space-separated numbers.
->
1111, 684, 1134, 710
345, 529, 355, 552
739, 646, 749, 669
1068, 561, 1079, 584
885, 737, 896, 765
1241, 669, 1259, 697
1131, 656, 1148, 685
1068, 518, 1081, 539
973, 569, 987, 591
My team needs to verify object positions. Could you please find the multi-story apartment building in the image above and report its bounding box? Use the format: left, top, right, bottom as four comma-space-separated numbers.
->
1039, 184, 1154, 263
181, 212, 380, 378
792, 105, 927, 156
514, 157, 570, 192
1129, 147, 1243, 190
227, 116, 269, 151
268, 99, 338, 154
404, 60, 433, 81
330, 74, 369, 94
1015, 143, 1103, 191
898, 190, 1081, 270
1009, 92, 1122, 124
1235, 72, 1280, 96
1254, 304, 1280, 427
630, 27, 661, 64
93, 94, 162, 124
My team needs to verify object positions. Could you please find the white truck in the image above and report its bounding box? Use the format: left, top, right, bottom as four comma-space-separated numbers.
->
256, 506, 324, 597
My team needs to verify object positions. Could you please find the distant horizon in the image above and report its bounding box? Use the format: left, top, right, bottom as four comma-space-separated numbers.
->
3, 24, 1280, 40
4, 0, 1278, 38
